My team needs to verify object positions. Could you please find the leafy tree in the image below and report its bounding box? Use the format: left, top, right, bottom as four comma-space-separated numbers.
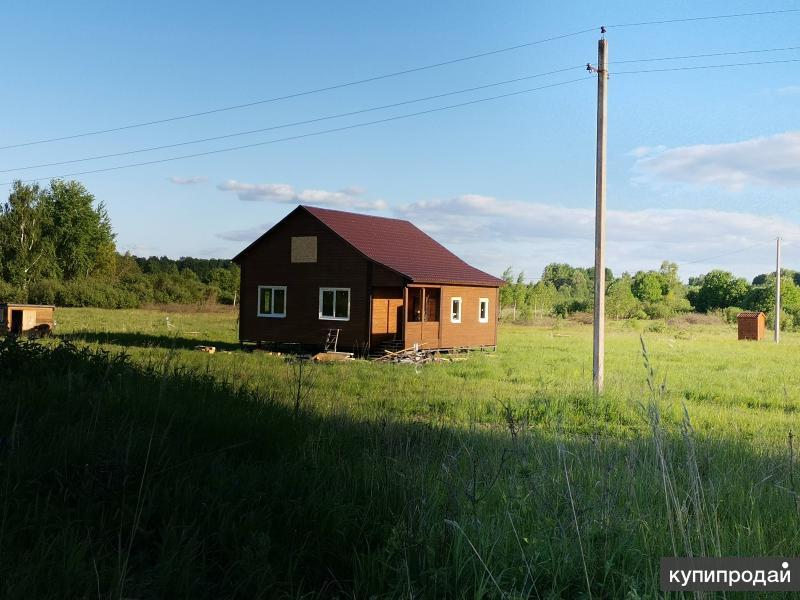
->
49, 179, 116, 279
0, 182, 56, 288
631, 271, 666, 303
693, 270, 749, 312
499, 267, 515, 309
606, 276, 641, 319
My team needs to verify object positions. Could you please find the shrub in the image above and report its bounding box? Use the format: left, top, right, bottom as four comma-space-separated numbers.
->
56, 278, 140, 309
27, 279, 63, 305
722, 306, 744, 324
0, 279, 25, 303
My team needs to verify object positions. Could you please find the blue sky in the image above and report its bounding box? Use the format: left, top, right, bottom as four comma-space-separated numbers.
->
1, 1, 799, 281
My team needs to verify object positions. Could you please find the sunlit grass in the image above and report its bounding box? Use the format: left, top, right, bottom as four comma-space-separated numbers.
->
1, 307, 795, 597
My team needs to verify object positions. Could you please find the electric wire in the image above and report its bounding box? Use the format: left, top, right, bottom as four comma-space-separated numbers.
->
0, 65, 586, 173
0, 28, 596, 151
613, 57, 800, 75
612, 44, 800, 65
606, 7, 800, 29
4, 7, 799, 150
0, 76, 593, 186
677, 241, 772, 267
5, 45, 799, 173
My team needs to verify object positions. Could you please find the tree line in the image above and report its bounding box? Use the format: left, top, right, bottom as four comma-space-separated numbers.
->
2, 179, 794, 323
0, 180, 239, 308
500, 261, 800, 329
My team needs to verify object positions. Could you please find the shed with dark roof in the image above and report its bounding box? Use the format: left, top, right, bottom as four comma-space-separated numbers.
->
232, 205, 504, 351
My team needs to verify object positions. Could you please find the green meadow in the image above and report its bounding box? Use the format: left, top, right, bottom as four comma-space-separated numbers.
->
2, 306, 800, 598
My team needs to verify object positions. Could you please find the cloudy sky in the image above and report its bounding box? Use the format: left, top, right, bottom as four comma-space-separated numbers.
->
1, 1, 799, 281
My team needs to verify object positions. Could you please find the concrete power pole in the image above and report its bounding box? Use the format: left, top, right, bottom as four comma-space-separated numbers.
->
776, 236, 781, 343
592, 36, 608, 394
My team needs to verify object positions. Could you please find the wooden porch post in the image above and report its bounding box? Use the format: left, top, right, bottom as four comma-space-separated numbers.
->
402, 285, 408, 348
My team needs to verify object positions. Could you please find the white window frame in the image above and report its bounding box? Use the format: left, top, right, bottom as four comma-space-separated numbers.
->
257, 285, 287, 318
478, 297, 490, 323
319, 287, 351, 321
450, 297, 462, 324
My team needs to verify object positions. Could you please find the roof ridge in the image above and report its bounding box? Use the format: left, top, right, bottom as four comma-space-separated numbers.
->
301, 204, 411, 225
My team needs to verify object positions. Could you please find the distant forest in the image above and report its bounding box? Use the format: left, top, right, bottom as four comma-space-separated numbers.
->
0, 180, 239, 308
1, 179, 795, 325
500, 262, 800, 329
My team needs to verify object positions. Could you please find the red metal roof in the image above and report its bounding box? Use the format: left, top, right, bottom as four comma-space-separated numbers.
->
304, 206, 503, 286
236, 205, 503, 286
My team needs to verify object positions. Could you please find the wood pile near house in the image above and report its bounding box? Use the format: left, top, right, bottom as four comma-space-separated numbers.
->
373, 345, 467, 364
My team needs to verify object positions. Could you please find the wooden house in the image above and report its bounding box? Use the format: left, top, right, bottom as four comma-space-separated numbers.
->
232, 205, 504, 352
0, 303, 55, 335
737, 311, 765, 340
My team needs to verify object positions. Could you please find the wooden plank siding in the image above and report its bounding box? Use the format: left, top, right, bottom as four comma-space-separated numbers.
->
437, 285, 499, 348
0, 304, 55, 335
235, 206, 502, 352
402, 285, 498, 349
370, 287, 404, 346
237, 209, 405, 349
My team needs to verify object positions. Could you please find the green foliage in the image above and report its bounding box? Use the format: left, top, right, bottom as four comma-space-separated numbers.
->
693, 270, 750, 312
606, 276, 642, 319
49, 180, 116, 279
632, 271, 667, 303
722, 306, 744, 324
5, 313, 800, 596
0, 181, 240, 309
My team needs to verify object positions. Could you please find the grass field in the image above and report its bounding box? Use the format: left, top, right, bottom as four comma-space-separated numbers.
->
3, 306, 800, 597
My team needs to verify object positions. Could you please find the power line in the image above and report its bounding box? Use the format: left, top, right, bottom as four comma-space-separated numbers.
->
0, 76, 593, 186
614, 57, 800, 75
0, 65, 586, 174
678, 241, 772, 267
613, 44, 800, 65
607, 7, 800, 28
6, 44, 799, 174
3, 7, 798, 151
0, 28, 596, 151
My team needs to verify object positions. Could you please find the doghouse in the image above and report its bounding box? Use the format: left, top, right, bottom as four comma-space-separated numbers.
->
0, 303, 55, 336
737, 311, 765, 341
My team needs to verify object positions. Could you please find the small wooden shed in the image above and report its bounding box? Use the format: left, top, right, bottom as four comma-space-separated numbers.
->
737, 311, 765, 341
0, 303, 55, 335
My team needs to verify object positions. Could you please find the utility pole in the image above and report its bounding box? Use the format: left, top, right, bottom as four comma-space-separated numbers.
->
591, 34, 608, 393
776, 236, 781, 343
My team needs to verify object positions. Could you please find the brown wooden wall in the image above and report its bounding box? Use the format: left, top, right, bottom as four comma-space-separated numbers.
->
402, 285, 498, 349
371, 287, 403, 346
0, 305, 55, 334
738, 314, 765, 340
438, 285, 498, 348
238, 210, 405, 349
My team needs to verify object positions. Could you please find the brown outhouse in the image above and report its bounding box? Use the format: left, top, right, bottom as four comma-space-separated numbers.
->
0, 303, 55, 335
232, 205, 505, 352
737, 311, 765, 340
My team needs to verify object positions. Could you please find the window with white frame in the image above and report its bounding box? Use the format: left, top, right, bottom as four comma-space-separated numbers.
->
319, 287, 350, 320
257, 286, 287, 317
450, 297, 462, 323
478, 298, 489, 323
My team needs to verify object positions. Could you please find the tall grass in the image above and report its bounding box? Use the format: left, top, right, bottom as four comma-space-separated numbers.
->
2, 332, 800, 597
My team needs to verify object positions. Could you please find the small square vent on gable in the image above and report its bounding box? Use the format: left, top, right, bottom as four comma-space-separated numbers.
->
291, 236, 317, 263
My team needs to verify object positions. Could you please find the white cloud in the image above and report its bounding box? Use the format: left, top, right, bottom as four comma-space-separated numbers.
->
628, 145, 666, 158
169, 175, 208, 185
634, 131, 800, 190
217, 180, 387, 210
396, 195, 800, 279
217, 224, 271, 243
776, 85, 800, 96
